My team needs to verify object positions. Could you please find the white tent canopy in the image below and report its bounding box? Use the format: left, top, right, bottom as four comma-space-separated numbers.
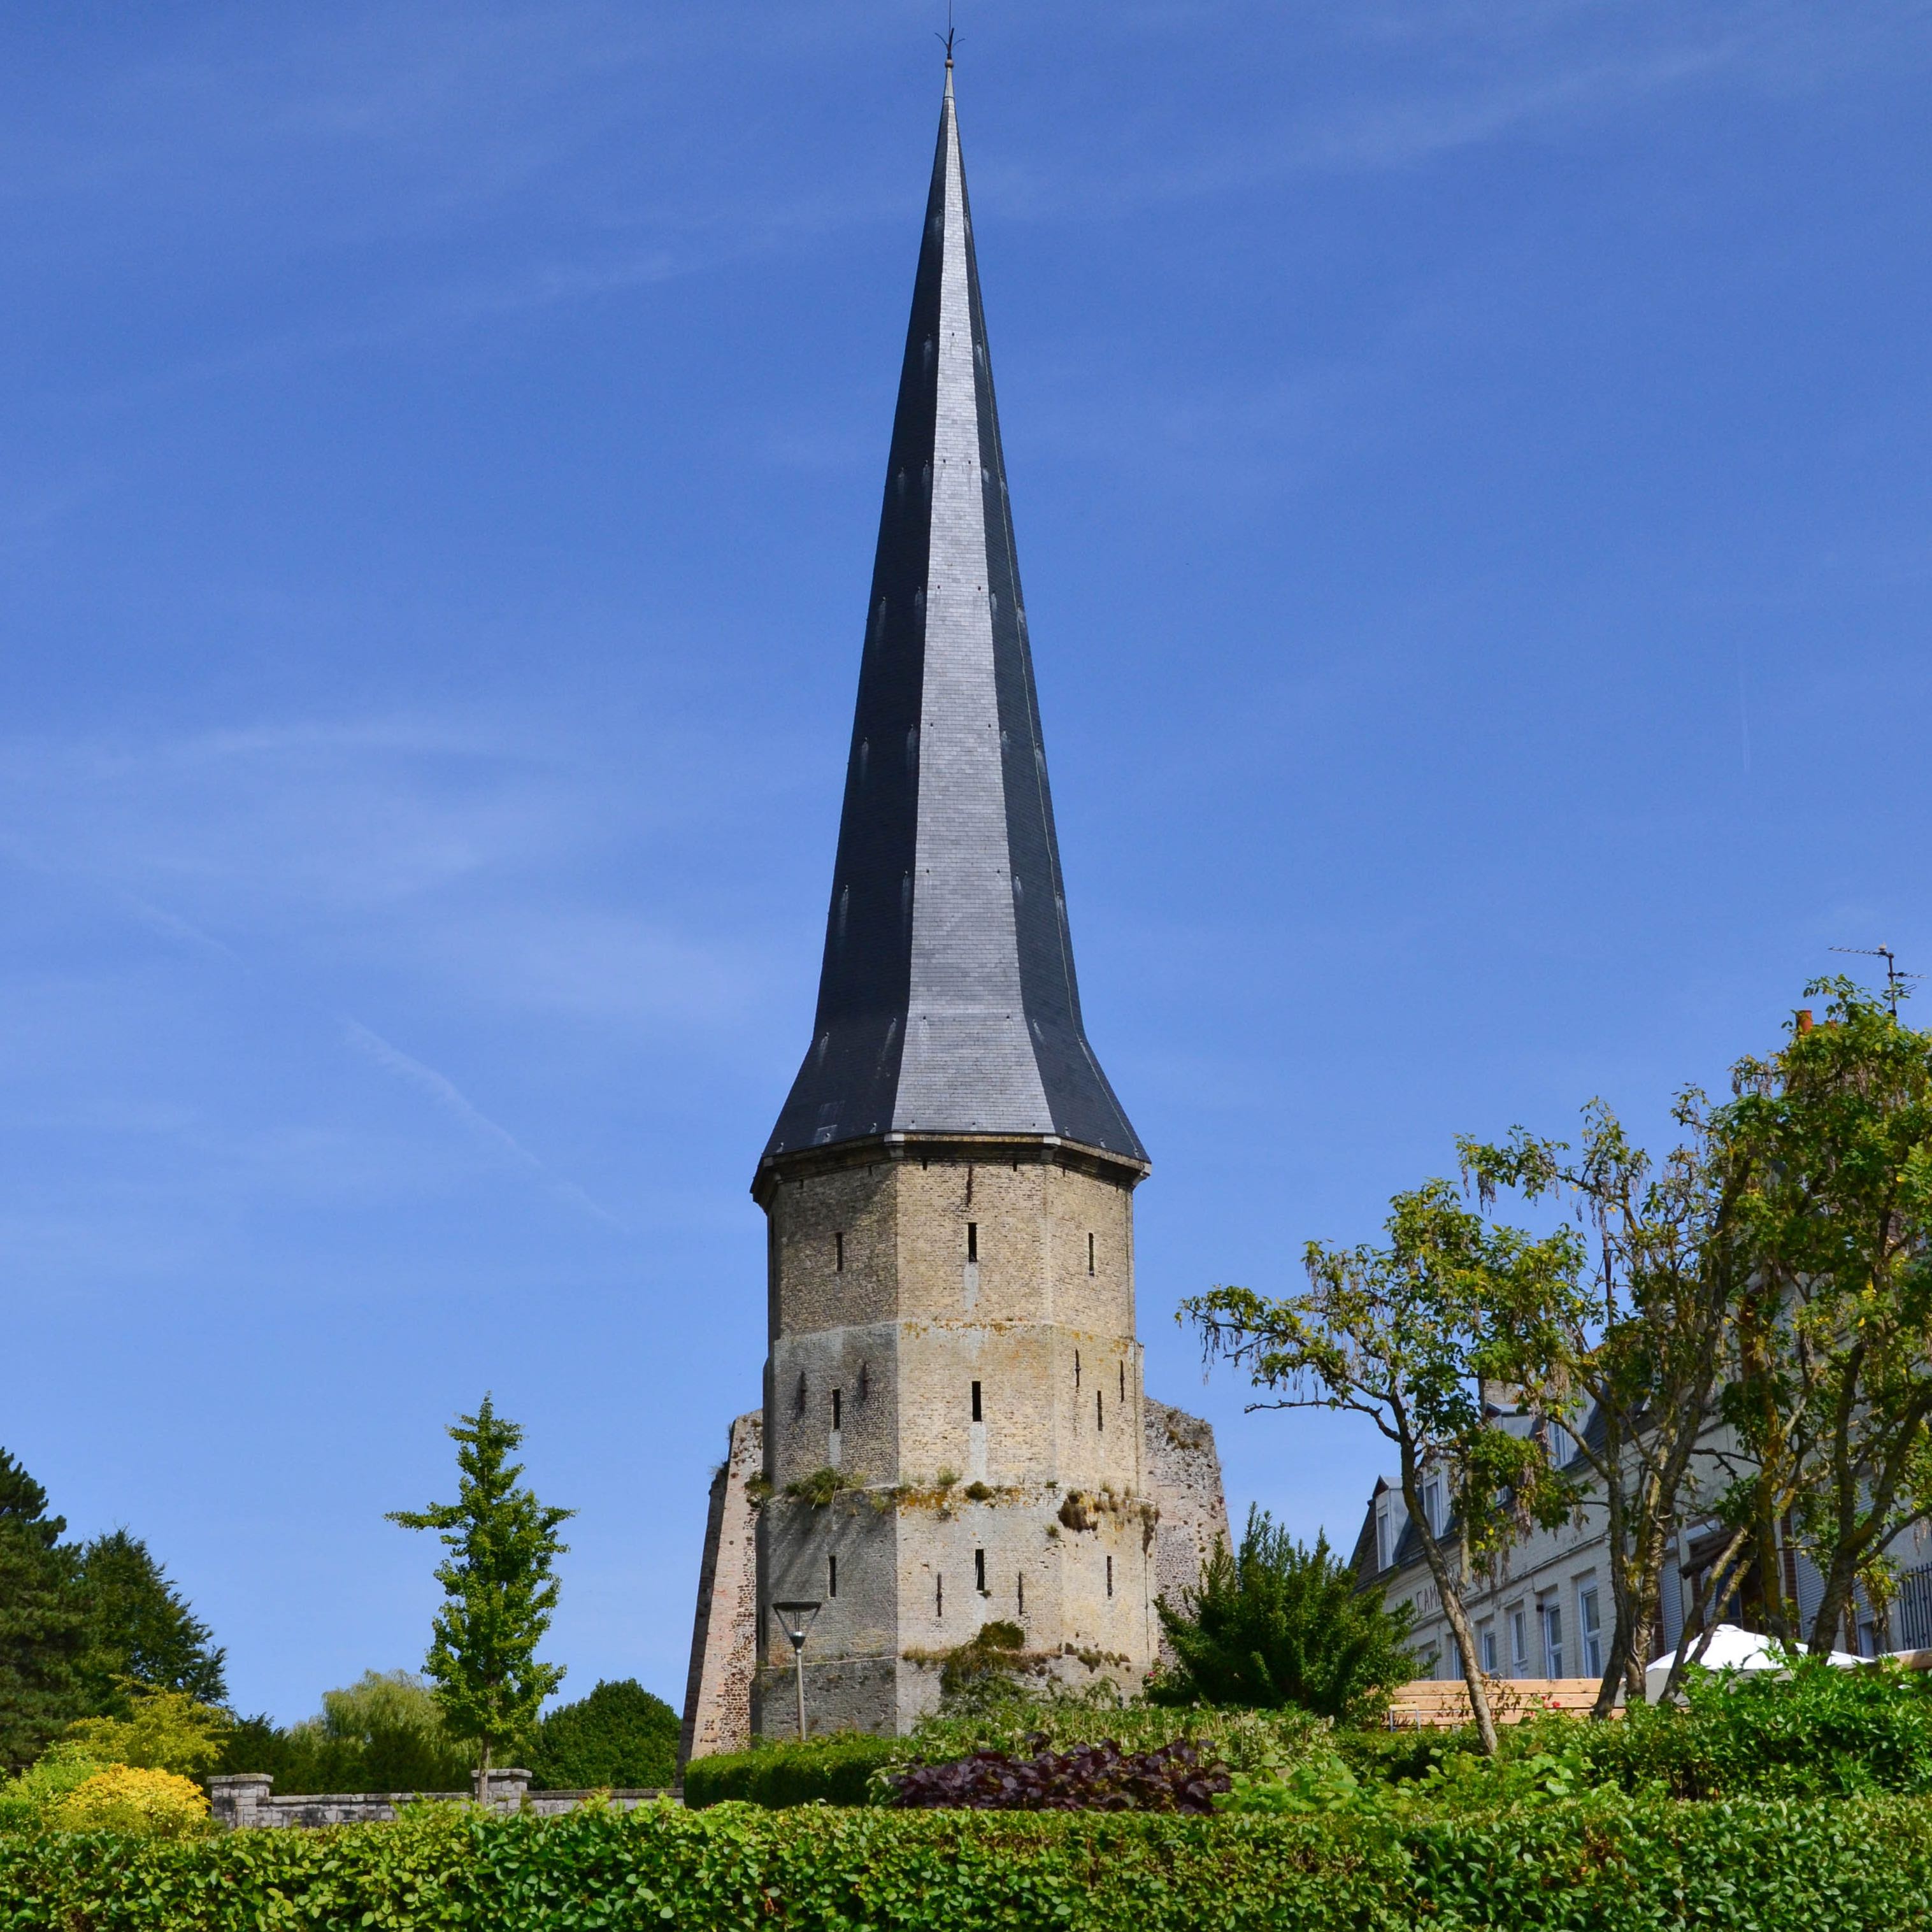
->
1643, 1623, 1864, 1703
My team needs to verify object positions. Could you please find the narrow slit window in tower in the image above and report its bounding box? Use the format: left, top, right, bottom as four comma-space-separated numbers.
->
966, 1222, 978, 1263
1106, 1555, 1113, 1598
971, 1380, 982, 1422
834, 1231, 845, 1272
1119, 1362, 1126, 1402
829, 1554, 838, 1598
1075, 1350, 1081, 1389
975, 1549, 987, 1595
832, 1389, 841, 1431
936, 1575, 943, 1618
795, 1373, 807, 1415
1096, 1391, 1104, 1431
1017, 1574, 1025, 1616
1087, 1233, 1095, 1276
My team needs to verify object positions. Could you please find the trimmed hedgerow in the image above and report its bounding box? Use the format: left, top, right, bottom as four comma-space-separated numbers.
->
2, 1794, 1932, 1930
682, 1732, 900, 1809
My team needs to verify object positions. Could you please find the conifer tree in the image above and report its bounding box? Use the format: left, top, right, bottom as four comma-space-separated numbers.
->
1150, 1510, 1416, 1722
73, 1531, 227, 1712
0, 1449, 83, 1771
389, 1398, 574, 1781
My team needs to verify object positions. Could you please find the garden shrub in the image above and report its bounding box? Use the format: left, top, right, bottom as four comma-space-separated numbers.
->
3, 1792, 1932, 1928
892, 1695, 1322, 1778
48, 1764, 208, 1838
892, 1737, 1230, 1812
0, 1750, 103, 1832
1566, 1655, 1932, 1799
682, 1732, 901, 1809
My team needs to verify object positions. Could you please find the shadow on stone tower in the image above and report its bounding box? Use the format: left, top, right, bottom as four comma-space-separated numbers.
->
679, 57, 1227, 1763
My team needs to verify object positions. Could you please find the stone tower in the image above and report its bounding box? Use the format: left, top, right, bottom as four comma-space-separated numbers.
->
682, 61, 1226, 1754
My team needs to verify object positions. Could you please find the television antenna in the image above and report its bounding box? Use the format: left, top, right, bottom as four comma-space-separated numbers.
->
1829, 945, 1919, 1017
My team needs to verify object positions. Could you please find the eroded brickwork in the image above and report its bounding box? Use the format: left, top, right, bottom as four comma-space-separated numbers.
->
678, 1410, 762, 1765
1141, 1397, 1231, 1663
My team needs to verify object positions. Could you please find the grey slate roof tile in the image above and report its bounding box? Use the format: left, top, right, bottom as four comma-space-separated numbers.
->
764, 69, 1144, 1169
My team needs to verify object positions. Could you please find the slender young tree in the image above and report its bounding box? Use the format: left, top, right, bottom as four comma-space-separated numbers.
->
389, 1398, 575, 1782
1184, 1179, 1579, 1753
1461, 1096, 1749, 1714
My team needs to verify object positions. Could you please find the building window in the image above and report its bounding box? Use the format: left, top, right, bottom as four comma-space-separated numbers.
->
1543, 1601, 1564, 1677
1580, 1586, 1602, 1678
1106, 1554, 1113, 1598
1017, 1574, 1025, 1616
831, 1389, 841, 1431
966, 1222, 978, 1262
1096, 1391, 1104, 1432
1074, 1350, 1081, 1389
1508, 1607, 1528, 1677
1119, 1362, 1126, 1402
1087, 1233, 1096, 1275
834, 1231, 845, 1272
829, 1554, 837, 1598
936, 1574, 943, 1618
794, 1372, 806, 1415
1479, 1623, 1497, 1674
975, 1549, 987, 1594
1421, 1476, 1443, 1536
971, 1380, 982, 1422
1375, 1497, 1392, 1572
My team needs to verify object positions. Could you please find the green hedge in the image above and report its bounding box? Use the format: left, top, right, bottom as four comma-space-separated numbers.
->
4, 1794, 1932, 1929
683, 1733, 900, 1808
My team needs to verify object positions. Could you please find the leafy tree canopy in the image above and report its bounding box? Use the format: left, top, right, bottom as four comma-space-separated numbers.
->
217, 1670, 475, 1795
1149, 1509, 1417, 1724
528, 1679, 678, 1791
61, 1681, 231, 1778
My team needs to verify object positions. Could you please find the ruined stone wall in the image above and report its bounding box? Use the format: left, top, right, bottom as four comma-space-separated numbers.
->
678, 1410, 762, 1766
1141, 1398, 1231, 1664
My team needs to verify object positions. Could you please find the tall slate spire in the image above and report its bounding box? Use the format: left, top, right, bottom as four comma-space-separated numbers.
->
764, 64, 1144, 1168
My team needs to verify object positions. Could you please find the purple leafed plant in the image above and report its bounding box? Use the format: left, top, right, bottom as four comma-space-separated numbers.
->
891, 1735, 1232, 1813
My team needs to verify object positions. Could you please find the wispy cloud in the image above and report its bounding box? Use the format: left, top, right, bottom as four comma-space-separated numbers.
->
340, 1015, 625, 1229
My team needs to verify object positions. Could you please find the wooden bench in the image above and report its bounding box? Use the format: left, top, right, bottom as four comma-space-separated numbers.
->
1386, 1677, 1612, 1728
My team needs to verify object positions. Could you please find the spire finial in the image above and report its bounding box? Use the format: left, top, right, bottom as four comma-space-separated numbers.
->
938, 3, 958, 82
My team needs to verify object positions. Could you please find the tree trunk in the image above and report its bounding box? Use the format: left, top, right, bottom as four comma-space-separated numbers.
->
1400, 1463, 1498, 1755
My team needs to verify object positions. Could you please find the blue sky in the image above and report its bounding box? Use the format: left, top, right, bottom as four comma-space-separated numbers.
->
4, 2, 1929, 1724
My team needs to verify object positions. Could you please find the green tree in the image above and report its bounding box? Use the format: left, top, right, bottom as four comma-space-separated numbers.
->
72, 1531, 227, 1713
1184, 1180, 1580, 1752
1460, 1096, 1749, 1713
61, 1682, 231, 1777
388, 1398, 574, 1780
216, 1671, 474, 1796
1149, 1510, 1416, 1724
528, 1679, 679, 1791
1711, 980, 1932, 1654
0, 1449, 83, 1771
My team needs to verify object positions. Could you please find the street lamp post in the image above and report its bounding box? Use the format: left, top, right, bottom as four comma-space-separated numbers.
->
771, 1600, 822, 1742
